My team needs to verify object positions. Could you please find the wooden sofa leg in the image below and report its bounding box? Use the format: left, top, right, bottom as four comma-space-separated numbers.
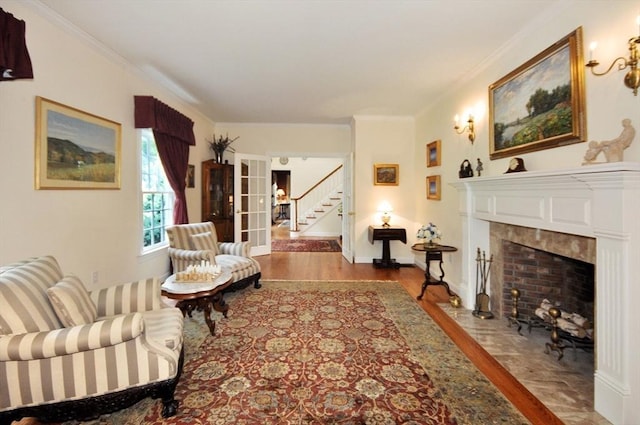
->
254, 279, 262, 289
161, 398, 179, 418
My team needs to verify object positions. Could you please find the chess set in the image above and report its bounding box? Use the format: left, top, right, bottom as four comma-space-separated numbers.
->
175, 261, 222, 283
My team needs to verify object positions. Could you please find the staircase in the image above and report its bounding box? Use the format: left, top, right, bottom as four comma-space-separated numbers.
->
290, 165, 343, 235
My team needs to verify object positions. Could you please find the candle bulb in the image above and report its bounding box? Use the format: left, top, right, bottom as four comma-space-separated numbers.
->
589, 41, 597, 62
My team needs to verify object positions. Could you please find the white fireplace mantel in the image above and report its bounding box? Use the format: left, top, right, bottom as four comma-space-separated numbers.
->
451, 162, 640, 425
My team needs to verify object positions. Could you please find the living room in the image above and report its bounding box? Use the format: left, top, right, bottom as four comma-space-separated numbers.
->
1, 1, 640, 424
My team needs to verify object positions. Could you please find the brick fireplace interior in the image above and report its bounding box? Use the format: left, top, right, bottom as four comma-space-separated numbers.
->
489, 222, 596, 320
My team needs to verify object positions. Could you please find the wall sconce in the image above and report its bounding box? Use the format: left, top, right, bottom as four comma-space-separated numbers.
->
454, 114, 475, 143
587, 31, 640, 96
378, 201, 393, 227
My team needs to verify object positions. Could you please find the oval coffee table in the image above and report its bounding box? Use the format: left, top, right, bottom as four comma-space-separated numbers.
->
161, 272, 232, 336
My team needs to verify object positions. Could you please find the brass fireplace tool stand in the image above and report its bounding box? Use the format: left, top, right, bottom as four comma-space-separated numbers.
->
473, 248, 494, 319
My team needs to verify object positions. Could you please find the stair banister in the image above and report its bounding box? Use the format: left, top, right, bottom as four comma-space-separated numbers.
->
290, 165, 343, 232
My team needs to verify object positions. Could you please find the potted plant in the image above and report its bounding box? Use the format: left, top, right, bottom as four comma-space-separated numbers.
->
207, 133, 238, 163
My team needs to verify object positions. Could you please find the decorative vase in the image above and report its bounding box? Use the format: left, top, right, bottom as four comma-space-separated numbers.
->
424, 241, 437, 248
214, 151, 223, 164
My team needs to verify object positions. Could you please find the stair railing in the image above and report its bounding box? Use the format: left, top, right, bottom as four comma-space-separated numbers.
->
290, 165, 343, 232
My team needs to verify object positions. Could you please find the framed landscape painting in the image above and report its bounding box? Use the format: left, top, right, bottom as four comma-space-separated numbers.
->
373, 163, 399, 186
489, 27, 586, 159
426, 175, 441, 200
427, 140, 441, 167
35, 97, 121, 189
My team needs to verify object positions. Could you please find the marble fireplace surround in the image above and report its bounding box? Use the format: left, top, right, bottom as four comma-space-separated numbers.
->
451, 163, 640, 425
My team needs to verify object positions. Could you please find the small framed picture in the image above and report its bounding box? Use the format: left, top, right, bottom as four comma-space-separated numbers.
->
186, 164, 195, 188
427, 140, 441, 167
373, 163, 399, 186
427, 175, 441, 200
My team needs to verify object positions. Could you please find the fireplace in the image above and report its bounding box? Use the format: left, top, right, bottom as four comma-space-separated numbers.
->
452, 163, 640, 425
490, 223, 595, 322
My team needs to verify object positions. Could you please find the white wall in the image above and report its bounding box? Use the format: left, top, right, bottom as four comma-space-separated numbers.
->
353, 116, 416, 264
414, 1, 640, 297
0, 0, 214, 287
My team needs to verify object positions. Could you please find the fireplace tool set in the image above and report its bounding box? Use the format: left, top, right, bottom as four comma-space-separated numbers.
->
473, 248, 494, 319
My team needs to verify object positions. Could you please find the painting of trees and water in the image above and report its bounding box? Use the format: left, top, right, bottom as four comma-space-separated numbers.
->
489, 28, 586, 159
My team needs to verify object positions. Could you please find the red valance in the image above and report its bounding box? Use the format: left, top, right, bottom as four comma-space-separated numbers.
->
0, 7, 34, 81
134, 96, 195, 146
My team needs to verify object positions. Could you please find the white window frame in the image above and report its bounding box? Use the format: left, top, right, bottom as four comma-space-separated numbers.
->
140, 129, 174, 253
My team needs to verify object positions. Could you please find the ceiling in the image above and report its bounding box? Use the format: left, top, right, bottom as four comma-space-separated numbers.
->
35, 0, 559, 125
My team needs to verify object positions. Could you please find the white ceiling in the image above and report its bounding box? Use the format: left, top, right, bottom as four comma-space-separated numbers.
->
35, 0, 560, 125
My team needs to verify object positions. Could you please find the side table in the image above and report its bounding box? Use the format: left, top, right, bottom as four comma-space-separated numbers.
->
368, 225, 407, 269
161, 272, 232, 336
411, 243, 457, 300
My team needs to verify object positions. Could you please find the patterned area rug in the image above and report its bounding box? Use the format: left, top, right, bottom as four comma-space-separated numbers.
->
71, 281, 528, 424
272, 239, 342, 252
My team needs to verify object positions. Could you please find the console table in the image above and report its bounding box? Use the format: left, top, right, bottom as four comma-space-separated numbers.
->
368, 226, 407, 269
412, 243, 457, 300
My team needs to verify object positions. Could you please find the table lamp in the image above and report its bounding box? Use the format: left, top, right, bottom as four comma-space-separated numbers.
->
378, 201, 393, 227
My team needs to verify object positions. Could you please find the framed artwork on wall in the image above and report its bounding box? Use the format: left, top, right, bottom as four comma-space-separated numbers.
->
35, 96, 122, 189
186, 164, 195, 188
373, 163, 399, 186
427, 140, 441, 167
489, 27, 586, 160
426, 175, 441, 200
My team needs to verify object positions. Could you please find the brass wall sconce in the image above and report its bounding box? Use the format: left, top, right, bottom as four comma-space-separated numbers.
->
454, 114, 475, 143
586, 36, 640, 96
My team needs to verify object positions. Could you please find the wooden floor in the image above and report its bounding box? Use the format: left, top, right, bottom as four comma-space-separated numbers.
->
255, 242, 563, 425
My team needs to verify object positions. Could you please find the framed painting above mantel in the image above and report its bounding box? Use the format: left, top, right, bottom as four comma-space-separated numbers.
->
489, 27, 586, 160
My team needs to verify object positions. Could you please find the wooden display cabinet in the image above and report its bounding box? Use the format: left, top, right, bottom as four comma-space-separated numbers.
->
201, 160, 234, 241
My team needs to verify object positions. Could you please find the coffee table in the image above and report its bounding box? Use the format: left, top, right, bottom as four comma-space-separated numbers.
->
161, 272, 232, 336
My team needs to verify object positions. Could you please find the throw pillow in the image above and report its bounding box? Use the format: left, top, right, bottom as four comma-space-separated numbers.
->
46, 275, 97, 327
190, 231, 218, 254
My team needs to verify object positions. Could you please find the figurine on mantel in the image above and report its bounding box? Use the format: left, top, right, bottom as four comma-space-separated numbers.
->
583, 118, 635, 164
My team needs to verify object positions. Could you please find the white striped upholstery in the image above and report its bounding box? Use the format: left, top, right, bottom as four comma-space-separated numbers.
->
46, 275, 97, 327
166, 222, 260, 287
0, 256, 63, 335
0, 256, 184, 415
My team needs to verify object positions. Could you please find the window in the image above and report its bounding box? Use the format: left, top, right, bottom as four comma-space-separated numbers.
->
141, 129, 173, 251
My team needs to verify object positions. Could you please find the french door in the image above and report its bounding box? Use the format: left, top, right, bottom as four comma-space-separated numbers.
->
233, 153, 271, 256
341, 153, 354, 263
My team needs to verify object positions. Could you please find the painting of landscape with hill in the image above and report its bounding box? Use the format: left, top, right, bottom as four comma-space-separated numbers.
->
36, 97, 121, 189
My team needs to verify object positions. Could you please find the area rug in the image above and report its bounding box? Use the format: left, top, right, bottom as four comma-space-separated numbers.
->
71, 281, 528, 424
272, 239, 342, 252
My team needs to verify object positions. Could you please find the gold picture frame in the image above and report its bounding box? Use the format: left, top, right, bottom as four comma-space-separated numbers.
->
35, 96, 121, 189
427, 175, 441, 200
427, 140, 441, 167
373, 163, 399, 186
186, 164, 195, 188
489, 27, 586, 159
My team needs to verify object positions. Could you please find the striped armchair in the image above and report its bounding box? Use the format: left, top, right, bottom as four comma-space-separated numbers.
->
0, 256, 184, 424
166, 222, 261, 291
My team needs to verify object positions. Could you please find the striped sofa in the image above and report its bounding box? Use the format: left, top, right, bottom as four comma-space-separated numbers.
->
0, 256, 184, 424
166, 222, 261, 291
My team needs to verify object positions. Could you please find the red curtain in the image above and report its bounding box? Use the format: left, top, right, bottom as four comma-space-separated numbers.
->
0, 7, 34, 81
134, 96, 195, 224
